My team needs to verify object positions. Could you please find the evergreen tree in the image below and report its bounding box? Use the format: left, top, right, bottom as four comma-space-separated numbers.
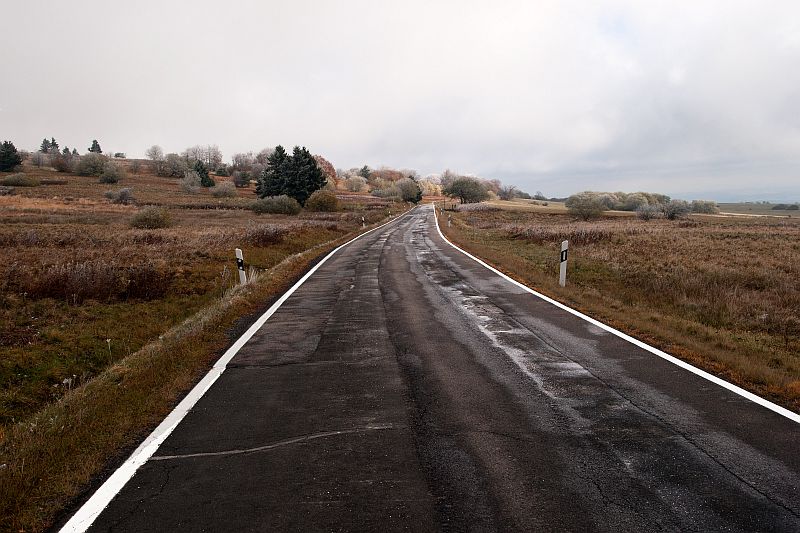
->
256, 145, 289, 198
358, 165, 371, 179
194, 159, 215, 187
88, 139, 102, 153
62, 146, 70, 156
40, 138, 51, 153
0, 141, 24, 171
50, 137, 59, 151
285, 146, 326, 206
255, 145, 326, 206
72, 148, 79, 156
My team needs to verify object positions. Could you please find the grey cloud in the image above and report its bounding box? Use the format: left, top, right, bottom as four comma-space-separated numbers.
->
1, 0, 798, 200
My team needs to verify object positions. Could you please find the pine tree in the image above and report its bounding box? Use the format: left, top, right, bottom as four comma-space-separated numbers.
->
256, 145, 289, 198
62, 146, 70, 156
194, 160, 215, 187
358, 165, 370, 179
88, 139, 102, 153
0, 141, 24, 171
50, 137, 59, 151
40, 138, 51, 153
72, 148, 79, 156
255, 145, 326, 205
285, 146, 326, 206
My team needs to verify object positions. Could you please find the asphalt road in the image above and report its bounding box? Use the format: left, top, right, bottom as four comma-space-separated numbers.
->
74, 206, 800, 532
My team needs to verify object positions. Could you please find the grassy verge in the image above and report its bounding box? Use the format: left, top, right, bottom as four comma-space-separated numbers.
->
437, 208, 800, 413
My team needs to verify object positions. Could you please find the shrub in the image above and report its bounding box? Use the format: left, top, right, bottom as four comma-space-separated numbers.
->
663, 199, 691, 220
305, 190, 339, 212
232, 170, 251, 188
243, 224, 290, 245
565, 191, 606, 220
344, 176, 367, 192
1, 173, 40, 187
0, 186, 15, 196
180, 170, 201, 193
251, 195, 302, 215
636, 204, 661, 221
99, 162, 126, 183
371, 185, 402, 200
215, 166, 229, 177
158, 153, 188, 177
690, 200, 719, 214
104, 188, 135, 205
51, 153, 74, 173
396, 177, 423, 203
211, 181, 237, 198
76, 153, 109, 176
130, 206, 172, 229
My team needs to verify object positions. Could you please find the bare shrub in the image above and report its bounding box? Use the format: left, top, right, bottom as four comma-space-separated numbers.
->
1, 173, 40, 187
251, 195, 301, 215
0, 186, 15, 196
76, 153, 109, 176
211, 181, 237, 198
305, 190, 339, 212
691, 200, 720, 214
565, 192, 606, 220
180, 170, 201, 193
104, 188, 135, 205
242, 224, 290, 246
99, 162, 126, 184
344, 176, 367, 192
130, 207, 172, 229
636, 204, 661, 221
663, 199, 691, 220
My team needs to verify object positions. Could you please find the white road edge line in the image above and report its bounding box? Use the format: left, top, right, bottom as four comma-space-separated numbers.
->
431, 204, 800, 425
60, 211, 410, 533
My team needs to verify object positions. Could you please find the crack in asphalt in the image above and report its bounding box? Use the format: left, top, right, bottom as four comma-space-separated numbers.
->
150, 424, 402, 461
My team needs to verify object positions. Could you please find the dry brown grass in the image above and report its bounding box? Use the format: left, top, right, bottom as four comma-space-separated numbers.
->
441, 209, 800, 412
0, 161, 401, 531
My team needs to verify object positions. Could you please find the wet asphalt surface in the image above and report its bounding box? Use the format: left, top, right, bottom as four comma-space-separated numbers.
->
83, 206, 800, 532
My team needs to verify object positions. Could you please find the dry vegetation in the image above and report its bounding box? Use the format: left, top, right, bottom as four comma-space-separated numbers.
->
0, 161, 397, 531
441, 208, 800, 412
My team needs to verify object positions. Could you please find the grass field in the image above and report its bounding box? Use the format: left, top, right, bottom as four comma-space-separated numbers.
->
718, 202, 799, 216
439, 205, 800, 413
0, 161, 398, 531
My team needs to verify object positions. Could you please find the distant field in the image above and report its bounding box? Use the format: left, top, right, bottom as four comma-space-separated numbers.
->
718, 202, 799, 216
440, 208, 800, 413
0, 161, 397, 531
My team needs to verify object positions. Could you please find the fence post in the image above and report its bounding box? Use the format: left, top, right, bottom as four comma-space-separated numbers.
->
559, 240, 568, 287
235, 248, 247, 284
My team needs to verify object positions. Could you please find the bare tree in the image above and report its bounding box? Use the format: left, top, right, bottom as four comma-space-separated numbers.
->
145, 145, 165, 174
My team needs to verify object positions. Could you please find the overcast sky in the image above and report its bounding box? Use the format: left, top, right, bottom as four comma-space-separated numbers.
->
2, 1, 799, 200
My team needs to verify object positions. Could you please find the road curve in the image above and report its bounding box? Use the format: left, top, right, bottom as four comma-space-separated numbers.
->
71, 206, 800, 532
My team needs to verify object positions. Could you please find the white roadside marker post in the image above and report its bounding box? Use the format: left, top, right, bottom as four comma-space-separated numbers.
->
361, 216, 365, 228
235, 248, 247, 285
447, 214, 451, 228
559, 240, 568, 287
